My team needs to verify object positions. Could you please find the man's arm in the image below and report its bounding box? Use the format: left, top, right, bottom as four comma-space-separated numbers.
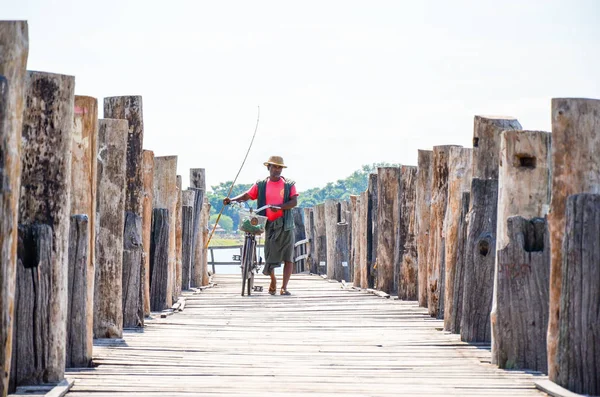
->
223, 192, 251, 205
274, 196, 297, 211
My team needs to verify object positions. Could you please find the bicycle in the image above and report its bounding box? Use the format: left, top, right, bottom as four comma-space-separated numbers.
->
235, 204, 279, 296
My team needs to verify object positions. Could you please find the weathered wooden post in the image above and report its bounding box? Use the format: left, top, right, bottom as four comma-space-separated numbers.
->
427, 145, 460, 317
399, 165, 417, 300
314, 203, 327, 275
461, 115, 521, 342
416, 150, 433, 307
190, 168, 208, 286
376, 167, 401, 294
175, 175, 183, 299
357, 191, 369, 288
153, 156, 177, 307
367, 173, 378, 289
350, 195, 360, 283
150, 208, 170, 311
0, 21, 28, 397
66, 215, 89, 368
547, 98, 600, 383
341, 200, 353, 280
491, 130, 551, 372
141, 150, 154, 316
12, 71, 74, 389
303, 207, 315, 273
200, 198, 211, 284
336, 222, 350, 281
556, 194, 600, 395
292, 207, 305, 272
68, 95, 98, 367
324, 199, 339, 279
181, 205, 194, 290
448, 192, 470, 334
94, 119, 128, 338
442, 147, 472, 330
104, 96, 144, 329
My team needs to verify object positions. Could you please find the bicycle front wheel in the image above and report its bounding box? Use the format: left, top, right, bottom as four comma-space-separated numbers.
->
241, 236, 254, 296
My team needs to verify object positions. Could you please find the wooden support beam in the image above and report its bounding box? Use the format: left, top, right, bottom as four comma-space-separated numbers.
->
66, 215, 90, 368
547, 98, 600, 382
491, 130, 551, 372
16, 70, 75, 385
447, 192, 470, 334
313, 203, 327, 275
150, 208, 170, 312
442, 147, 472, 329
10, 224, 53, 390
189, 187, 204, 287
461, 178, 498, 342
94, 119, 128, 339
556, 194, 600, 395
335, 222, 350, 282
0, 20, 28, 397
376, 167, 401, 294
367, 173, 378, 289
358, 191, 369, 288
399, 165, 417, 300
70, 95, 98, 363
303, 208, 315, 273
190, 168, 205, 191
190, 169, 209, 286
428, 145, 460, 318
181, 206, 194, 290
200, 198, 211, 285
416, 150, 433, 307
324, 199, 339, 280
472, 115, 522, 180
152, 156, 177, 306
349, 195, 359, 283
292, 207, 306, 273
341, 200, 353, 281
141, 150, 154, 317
103, 96, 145, 329
175, 175, 183, 300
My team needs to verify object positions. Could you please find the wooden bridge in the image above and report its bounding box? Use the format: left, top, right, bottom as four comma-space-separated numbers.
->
63, 274, 547, 397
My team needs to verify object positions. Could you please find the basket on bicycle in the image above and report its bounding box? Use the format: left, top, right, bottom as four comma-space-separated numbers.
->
238, 210, 268, 235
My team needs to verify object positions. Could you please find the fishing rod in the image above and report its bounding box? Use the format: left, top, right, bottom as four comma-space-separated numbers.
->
205, 106, 260, 248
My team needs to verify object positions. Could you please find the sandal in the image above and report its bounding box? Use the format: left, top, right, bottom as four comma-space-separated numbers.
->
268, 282, 276, 295
280, 288, 291, 296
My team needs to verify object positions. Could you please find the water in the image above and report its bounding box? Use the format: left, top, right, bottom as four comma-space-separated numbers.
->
209, 247, 283, 275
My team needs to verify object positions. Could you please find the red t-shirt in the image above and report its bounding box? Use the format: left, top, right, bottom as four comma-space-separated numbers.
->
247, 178, 298, 221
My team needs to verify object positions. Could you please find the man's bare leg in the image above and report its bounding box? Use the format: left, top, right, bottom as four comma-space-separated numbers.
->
282, 261, 293, 291
269, 270, 277, 294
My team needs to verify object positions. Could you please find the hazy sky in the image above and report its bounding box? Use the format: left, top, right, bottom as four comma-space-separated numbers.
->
4, 0, 600, 192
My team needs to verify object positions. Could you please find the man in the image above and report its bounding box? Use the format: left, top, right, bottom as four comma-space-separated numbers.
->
223, 155, 298, 295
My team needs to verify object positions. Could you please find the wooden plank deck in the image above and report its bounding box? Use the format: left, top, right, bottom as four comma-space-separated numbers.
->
65, 274, 548, 396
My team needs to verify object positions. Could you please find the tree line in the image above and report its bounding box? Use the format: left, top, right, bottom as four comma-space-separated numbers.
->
206, 163, 398, 232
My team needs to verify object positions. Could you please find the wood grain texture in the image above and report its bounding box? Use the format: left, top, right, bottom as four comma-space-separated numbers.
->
399, 166, 417, 300
121, 212, 142, 328
491, 130, 551, 372
66, 215, 91, 368
427, 146, 460, 318
358, 191, 369, 288
0, 20, 28, 397
350, 196, 360, 285
19, 71, 75, 384
313, 203, 327, 275
303, 207, 316, 274
472, 115, 522, 180
141, 150, 154, 317
416, 150, 433, 307
547, 98, 600, 381
447, 192, 470, 334
461, 178, 498, 343
375, 167, 401, 294
200, 199, 211, 286
70, 96, 98, 360
150, 208, 170, 311
324, 199, 339, 280
175, 175, 182, 300
181, 206, 194, 290
65, 274, 546, 396
94, 119, 128, 339
188, 187, 204, 288
10, 225, 52, 391
153, 156, 177, 305
443, 147, 472, 330
493, 217, 549, 373
367, 174, 378, 289
556, 194, 600, 395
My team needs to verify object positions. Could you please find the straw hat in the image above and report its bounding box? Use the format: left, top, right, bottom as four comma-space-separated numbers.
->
264, 155, 287, 168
